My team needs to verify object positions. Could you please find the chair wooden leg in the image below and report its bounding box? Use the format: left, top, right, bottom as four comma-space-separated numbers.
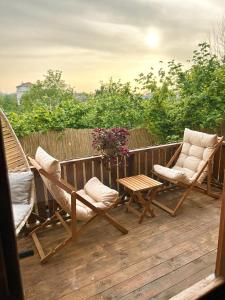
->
31, 231, 46, 261
31, 211, 73, 264
31, 206, 128, 263
172, 187, 193, 216
55, 211, 71, 236
103, 213, 128, 234
41, 236, 72, 264
76, 214, 99, 237
152, 200, 175, 216
153, 186, 193, 217
30, 213, 58, 235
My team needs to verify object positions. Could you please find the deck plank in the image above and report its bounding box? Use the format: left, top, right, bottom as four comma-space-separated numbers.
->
18, 190, 221, 300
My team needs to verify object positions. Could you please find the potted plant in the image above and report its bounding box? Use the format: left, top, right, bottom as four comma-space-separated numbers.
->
92, 128, 130, 167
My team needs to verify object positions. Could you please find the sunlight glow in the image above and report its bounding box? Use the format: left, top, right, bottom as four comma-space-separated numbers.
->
146, 32, 160, 48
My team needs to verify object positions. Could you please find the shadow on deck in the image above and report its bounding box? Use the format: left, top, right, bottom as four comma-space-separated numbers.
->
18, 189, 221, 300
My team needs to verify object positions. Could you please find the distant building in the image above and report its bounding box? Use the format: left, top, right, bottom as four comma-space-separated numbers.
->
16, 82, 32, 105
142, 93, 152, 100
74, 92, 88, 102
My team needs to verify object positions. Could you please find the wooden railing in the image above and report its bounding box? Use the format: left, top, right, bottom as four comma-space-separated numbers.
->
30, 142, 225, 223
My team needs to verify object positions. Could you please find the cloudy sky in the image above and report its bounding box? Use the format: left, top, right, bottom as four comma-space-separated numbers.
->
0, 0, 224, 93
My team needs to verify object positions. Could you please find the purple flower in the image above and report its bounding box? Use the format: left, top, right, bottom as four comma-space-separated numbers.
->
92, 127, 130, 158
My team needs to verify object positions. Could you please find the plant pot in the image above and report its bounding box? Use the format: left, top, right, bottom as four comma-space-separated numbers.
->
103, 148, 116, 157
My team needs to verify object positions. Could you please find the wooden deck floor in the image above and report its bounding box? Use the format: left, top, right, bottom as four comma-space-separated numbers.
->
18, 189, 221, 300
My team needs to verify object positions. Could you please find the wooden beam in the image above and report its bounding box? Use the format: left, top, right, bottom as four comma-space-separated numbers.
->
215, 171, 225, 277
169, 274, 225, 300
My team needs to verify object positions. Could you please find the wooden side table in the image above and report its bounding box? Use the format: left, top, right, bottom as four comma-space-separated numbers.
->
117, 175, 162, 223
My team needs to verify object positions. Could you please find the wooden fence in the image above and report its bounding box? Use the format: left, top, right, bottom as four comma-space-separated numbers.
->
29, 142, 225, 224
20, 128, 156, 161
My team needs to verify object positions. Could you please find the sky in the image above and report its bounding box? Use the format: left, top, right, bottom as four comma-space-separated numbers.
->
0, 0, 224, 93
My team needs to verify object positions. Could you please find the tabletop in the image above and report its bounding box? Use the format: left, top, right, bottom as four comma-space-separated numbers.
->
117, 174, 162, 192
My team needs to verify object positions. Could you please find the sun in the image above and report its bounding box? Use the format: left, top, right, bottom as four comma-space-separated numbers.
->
146, 32, 160, 48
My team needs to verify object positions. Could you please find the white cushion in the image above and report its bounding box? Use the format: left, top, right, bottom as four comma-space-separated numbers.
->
154, 129, 218, 185
35, 147, 71, 214
154, 164, 191, 184
35, 146, 61, 176
9, 171, 33, 204
84, 177, 118, 205
62, 189, 108, 221
183, 128, 217, 148
12, 203, 32, 230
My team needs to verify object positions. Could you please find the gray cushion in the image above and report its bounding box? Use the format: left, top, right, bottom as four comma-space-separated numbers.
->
9, 171, 33, 204
12, 203, 32, 229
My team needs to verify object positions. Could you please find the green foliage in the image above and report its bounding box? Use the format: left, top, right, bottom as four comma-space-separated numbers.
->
0, 93, 18, 112
136, 42, 225, 142
83, 79, 144, 129
21, 70, 74, 111
7, 100, 88, 137
2, 43, 225, 142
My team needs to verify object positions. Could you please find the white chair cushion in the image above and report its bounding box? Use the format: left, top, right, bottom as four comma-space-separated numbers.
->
84, 177, 118, 205
9, 171, 33, 204
175, 129, 217, 184
183, 128, 217, 148
62, 189, 108, 221
154, 129, 218, 185
35, 147, 71, 214
154, 164, 191, 184
35, 146, 61, 176
12, 203, 32, 231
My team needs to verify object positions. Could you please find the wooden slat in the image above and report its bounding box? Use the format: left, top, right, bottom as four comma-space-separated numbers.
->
216, 173, 225, 277
65, 163, 75, 186
84, 159, 93, 183
147, 149, 153, 177
93, 158, 101, 181
218, 145, 225, 183
152, 148, 159, 179
213, 144, 221, 181
102, 160, 110, 187
74, 161, 84, 190
139, 150, 146, 175
118, 175, 162, 192
33, 169, 47, 219
18, 190, 220, 300
109, 163, 117, 190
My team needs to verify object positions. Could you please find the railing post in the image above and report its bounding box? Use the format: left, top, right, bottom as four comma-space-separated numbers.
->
215, 170, 225, 277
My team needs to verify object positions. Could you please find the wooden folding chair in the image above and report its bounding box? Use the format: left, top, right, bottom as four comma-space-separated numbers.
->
152, 129, 224, 216
28, 149, 128, 264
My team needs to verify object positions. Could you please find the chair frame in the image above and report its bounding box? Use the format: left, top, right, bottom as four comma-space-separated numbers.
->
0, 109, 35, 235
152, 136, 224, 217
28, 156, 128, 264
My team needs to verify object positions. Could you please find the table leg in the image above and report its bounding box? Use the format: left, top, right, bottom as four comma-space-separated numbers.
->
136, 191, 155, 223
125, 190, 134, 212
119, 191, 127, 205
146, 189, 156, 217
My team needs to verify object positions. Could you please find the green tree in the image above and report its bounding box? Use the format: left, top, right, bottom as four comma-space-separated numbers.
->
83, 79, 144, 129
0, 93, 18, 112
136, 42, 225, 142
21, 70, 75, 110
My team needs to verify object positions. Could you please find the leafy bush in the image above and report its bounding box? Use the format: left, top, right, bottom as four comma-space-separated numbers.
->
1, 42, 224, 142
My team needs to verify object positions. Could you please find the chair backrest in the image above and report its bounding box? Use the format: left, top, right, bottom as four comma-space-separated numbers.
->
33, 146, 71, 214
175, 128, 221, 184
0, 109, 29, 172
